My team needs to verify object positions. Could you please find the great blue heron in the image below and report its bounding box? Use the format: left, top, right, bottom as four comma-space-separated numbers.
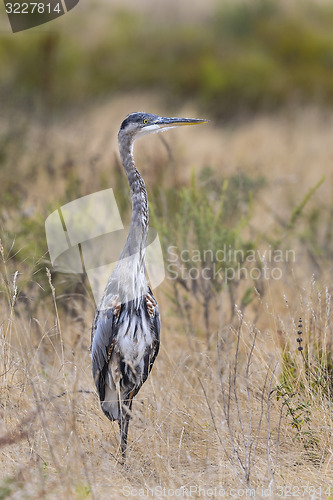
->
91, 112, 207, 462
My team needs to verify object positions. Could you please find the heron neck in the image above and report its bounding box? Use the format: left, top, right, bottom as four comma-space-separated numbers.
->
119, 138, 149, 263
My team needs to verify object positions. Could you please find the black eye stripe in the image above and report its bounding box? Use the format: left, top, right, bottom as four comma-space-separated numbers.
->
120, 113, 158, 130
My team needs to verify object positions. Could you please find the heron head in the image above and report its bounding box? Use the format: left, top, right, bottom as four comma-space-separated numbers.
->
119, 112, 208, 143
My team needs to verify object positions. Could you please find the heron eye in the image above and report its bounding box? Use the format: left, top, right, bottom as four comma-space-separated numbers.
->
143, 118, 149, 124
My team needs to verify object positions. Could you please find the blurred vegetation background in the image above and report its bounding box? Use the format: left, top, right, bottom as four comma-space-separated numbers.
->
1, 0, 333, 116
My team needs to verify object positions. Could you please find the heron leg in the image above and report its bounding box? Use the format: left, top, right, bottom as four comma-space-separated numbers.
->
118, 392, 134, 463
118, 418, 126, 464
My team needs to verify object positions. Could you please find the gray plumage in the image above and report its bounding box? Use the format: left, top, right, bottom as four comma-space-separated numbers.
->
91, 112, 207, 462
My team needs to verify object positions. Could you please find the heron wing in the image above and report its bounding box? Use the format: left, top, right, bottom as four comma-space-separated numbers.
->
91, 288, 160, 406
91, 295, 121, 401
139, 287, 160, 386
147, 287, 160, 370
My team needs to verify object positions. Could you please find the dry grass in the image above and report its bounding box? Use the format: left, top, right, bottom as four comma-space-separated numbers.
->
1, 101, 333, 498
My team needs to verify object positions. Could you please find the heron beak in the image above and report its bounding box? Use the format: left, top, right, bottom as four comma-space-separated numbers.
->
155, 117, 208, 129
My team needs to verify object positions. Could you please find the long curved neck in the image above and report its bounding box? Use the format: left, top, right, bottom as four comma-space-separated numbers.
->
118, 134, 149, 264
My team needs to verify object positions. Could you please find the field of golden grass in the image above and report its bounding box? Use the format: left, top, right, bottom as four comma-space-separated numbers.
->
1, 96, 333, 499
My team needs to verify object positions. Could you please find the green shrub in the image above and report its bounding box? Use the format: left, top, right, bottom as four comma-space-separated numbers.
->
150, 168, 264, 348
